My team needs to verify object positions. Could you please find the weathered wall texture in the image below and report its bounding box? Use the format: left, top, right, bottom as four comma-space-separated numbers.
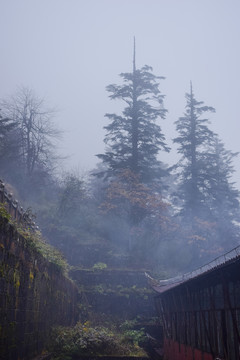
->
71, 268, 156, 320
0, 216, 78, 360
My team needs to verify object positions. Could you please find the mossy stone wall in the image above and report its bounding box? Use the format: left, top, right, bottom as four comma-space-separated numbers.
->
0, 217, 78, 360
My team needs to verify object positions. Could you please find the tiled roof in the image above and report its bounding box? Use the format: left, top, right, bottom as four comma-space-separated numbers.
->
146, 245, 240, 294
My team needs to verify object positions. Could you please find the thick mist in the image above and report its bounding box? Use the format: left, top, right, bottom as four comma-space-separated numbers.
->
0, 0, 240, 277
1, 0, 240, 187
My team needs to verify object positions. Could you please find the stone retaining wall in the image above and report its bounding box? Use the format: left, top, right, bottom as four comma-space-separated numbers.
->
70, 268, 156, 320
0, 216, 78, 360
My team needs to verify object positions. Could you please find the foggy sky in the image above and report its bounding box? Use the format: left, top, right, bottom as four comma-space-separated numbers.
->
1, 0, 240, 188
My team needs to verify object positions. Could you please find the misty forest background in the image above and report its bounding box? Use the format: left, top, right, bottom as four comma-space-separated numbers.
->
1, 52, 239, 276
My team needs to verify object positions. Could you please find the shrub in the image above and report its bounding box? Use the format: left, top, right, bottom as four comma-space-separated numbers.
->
48, 322, 147, 359
92, 262, 107, 271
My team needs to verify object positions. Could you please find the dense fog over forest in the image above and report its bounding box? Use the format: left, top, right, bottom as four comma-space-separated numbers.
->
1, 0, 240, 276
1, 0, 240, 187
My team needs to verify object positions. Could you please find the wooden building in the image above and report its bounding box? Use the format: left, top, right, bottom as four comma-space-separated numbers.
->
148, 247, 240, 360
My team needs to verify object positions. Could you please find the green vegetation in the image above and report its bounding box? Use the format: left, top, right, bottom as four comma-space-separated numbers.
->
26, 233, 68, 275
48, 321, 147, 360
120, 319, 146, 345
0, 202, 68, 275
0, 49, 239, 274
0, 203, 11, 222
80, 283, 152, 298
92, 262, 108, 271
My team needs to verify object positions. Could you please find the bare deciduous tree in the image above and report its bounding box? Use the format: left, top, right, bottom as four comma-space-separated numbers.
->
1, 87, 61, 178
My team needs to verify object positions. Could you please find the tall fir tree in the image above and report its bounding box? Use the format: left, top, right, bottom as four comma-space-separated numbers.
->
173, 82, 215, 218
97, 39, 169, 185
174, 84, 240, 260
204, 135, 240, 250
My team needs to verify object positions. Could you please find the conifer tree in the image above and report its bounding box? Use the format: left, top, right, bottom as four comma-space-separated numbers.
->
174, 84, 240, 257
173, 82, 215, 218
204, 136, 240, 249
97, 40, 169, 185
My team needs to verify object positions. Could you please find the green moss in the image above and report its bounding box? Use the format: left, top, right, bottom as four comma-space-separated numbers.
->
0, 204, 69, 275
13, 270, 20, 289
29, 270, 34, 282
0, 203, 11, 221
